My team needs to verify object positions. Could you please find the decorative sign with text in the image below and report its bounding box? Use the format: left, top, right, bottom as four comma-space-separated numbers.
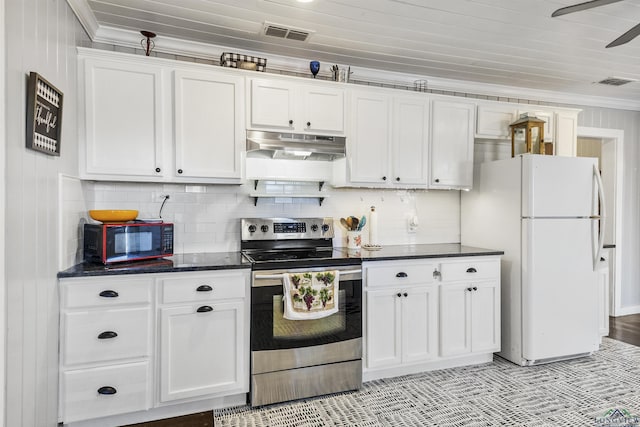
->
26, 72, 63, 156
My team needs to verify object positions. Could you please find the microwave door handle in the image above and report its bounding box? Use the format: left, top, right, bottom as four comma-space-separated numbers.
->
593, 163, 606, 270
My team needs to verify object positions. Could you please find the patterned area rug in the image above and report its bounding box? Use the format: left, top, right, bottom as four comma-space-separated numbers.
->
214, 338, 640, 426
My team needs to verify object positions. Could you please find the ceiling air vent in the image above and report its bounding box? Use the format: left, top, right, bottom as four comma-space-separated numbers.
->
263, 22, 314, 42
597, 77, 636, 86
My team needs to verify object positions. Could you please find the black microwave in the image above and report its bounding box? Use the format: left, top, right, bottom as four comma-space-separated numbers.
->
83, 222, 174, 264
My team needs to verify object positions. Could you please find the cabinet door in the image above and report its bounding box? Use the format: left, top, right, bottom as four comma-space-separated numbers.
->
82, 59, 164, 179
430, 99, 475, 189
401, 286, 438, 363
555, 110, 578, 157
392, 97, 429, 186
302, 85, 345, 134
349, 91, 391, 185
439, 283, 472, 356
159, 301, 246, 402
476, 103, 517, 139
174, 70, 244, 180
366, 289, 402, 368
249, 79, 295, 130
470, 281, 500, 353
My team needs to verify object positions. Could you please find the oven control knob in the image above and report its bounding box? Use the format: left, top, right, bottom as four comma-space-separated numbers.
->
311, 224, 319, 232
321, 224, 330, 232
261, 225, 269, 233
248, 225, 256, 233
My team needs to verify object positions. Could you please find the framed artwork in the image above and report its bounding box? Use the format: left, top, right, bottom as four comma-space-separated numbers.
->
26, 72, 63, 156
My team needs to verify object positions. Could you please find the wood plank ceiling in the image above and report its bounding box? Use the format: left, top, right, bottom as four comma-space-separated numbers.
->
72, 0, 640, 104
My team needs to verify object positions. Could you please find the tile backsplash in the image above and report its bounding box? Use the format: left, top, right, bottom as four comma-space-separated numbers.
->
60, 177, 461, 269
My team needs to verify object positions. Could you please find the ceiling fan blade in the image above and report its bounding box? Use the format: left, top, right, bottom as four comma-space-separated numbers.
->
551, 0, 624, 17
606, 22, 640, 47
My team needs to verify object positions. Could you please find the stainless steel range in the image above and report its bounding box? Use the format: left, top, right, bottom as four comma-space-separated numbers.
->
241, 217, 362, 407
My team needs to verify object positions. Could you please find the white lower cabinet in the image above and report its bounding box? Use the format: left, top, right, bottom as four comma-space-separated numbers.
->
364, 256, 500, 381
59, 269, 250, 425
158, 274, 248, 402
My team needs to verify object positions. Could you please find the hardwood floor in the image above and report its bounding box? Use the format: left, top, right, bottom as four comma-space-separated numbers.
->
123, 411, 213, 427
609, 313, 640, 347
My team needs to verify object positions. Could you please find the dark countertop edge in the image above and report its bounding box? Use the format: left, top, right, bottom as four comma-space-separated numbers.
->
361, 250, 504, 262
57, 263, 250, 279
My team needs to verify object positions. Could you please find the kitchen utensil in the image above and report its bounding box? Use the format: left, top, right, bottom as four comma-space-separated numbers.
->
358, 215, 366, 231
88, 209, 138, 223
345, 216, 353, 230
351, 216, 359, 231
340, 218, 349, 230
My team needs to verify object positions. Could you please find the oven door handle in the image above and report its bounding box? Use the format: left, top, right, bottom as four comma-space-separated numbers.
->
254, 269, 362, 281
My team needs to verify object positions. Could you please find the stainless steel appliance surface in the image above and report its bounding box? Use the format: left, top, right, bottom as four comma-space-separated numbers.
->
241, 217, 362, 407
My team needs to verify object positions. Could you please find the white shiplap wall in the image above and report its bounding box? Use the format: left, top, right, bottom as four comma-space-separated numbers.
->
4, 0, 88, 426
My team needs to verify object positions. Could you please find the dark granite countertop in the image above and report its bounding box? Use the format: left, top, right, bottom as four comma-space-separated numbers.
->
57, 252, 249, 278
58, 244, 503, 278
341, 243, 504, 262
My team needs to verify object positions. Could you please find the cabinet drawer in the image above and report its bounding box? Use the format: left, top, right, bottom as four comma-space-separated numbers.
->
160, 272, 247, 304
61, 277, 153, 309
366, 262, 436, 287
62, 307, 151, 366
440, 259, 500, 282
61, 362, 150, 423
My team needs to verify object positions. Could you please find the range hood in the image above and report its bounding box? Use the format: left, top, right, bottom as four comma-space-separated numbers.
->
246, 130, 346, 161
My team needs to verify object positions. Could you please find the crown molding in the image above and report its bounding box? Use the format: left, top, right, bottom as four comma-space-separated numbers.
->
89, 25, 640, 112
66, 0, 99, 38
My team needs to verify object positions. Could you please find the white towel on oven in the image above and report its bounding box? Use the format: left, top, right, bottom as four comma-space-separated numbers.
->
282, 270, 339, 320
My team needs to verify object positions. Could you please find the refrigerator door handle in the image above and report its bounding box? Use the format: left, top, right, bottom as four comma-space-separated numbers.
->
593, 163, 606, 270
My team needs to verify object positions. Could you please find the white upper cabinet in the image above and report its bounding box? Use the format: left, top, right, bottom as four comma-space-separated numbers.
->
475, 103, 518, 139
554, 110, 579, 156
81, 57, 165, 180
78, 48, 245, 183
173, 70, 244, 181
337, 89, 429, 188
429, 98, 476, 189
248, 78, 345, 134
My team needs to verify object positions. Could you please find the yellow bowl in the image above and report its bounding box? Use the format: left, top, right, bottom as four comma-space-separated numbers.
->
89, 209, 138, 223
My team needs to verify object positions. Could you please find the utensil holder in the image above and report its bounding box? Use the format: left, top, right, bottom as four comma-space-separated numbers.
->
346, 231, 362, 249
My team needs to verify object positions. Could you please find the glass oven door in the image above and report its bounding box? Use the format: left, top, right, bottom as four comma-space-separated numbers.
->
251, 269, 361, 352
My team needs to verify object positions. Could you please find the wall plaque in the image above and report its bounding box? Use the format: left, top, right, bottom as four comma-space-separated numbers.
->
26, 72, 63, 156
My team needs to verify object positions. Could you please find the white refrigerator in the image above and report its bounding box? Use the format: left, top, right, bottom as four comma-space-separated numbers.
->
462, 154, 605, 366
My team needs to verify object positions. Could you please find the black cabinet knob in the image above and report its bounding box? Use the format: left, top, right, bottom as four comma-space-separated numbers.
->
177, 169, 183, 174
600, 257, 606, 262
382, 176, 387, 181
435, 178, 440, 183
396, 177, 400, 182
98, 331, 118, 340
307, 121, 311, 127
99, 290, 119, 298
466, 267, 477, 273
473, 286, 478, 291
289, 119, 293, 125
155, 167, 161, 173
196, 285, 213, 292
396, 293, 402, 298
403, 292, 408, 297
197, 305, 213, 313
396, 272, 408, 278
467, 287, 473, 292
97, 386, 117, 395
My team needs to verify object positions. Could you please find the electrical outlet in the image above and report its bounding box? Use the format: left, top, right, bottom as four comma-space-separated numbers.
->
408, 215, 419, 233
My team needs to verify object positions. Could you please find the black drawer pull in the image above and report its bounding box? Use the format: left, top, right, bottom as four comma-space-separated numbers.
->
196, 285, 213, 292
97, 331, 118, 340
466, 268, 477, 273
197, 305, 213, 313
396, 272, 408, 278
99, 290, 119, 298
97, 386, 117, 395
600, 257, 606, 262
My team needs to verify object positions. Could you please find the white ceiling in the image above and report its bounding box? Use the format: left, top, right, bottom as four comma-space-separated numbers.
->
68, 0, 640, 108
